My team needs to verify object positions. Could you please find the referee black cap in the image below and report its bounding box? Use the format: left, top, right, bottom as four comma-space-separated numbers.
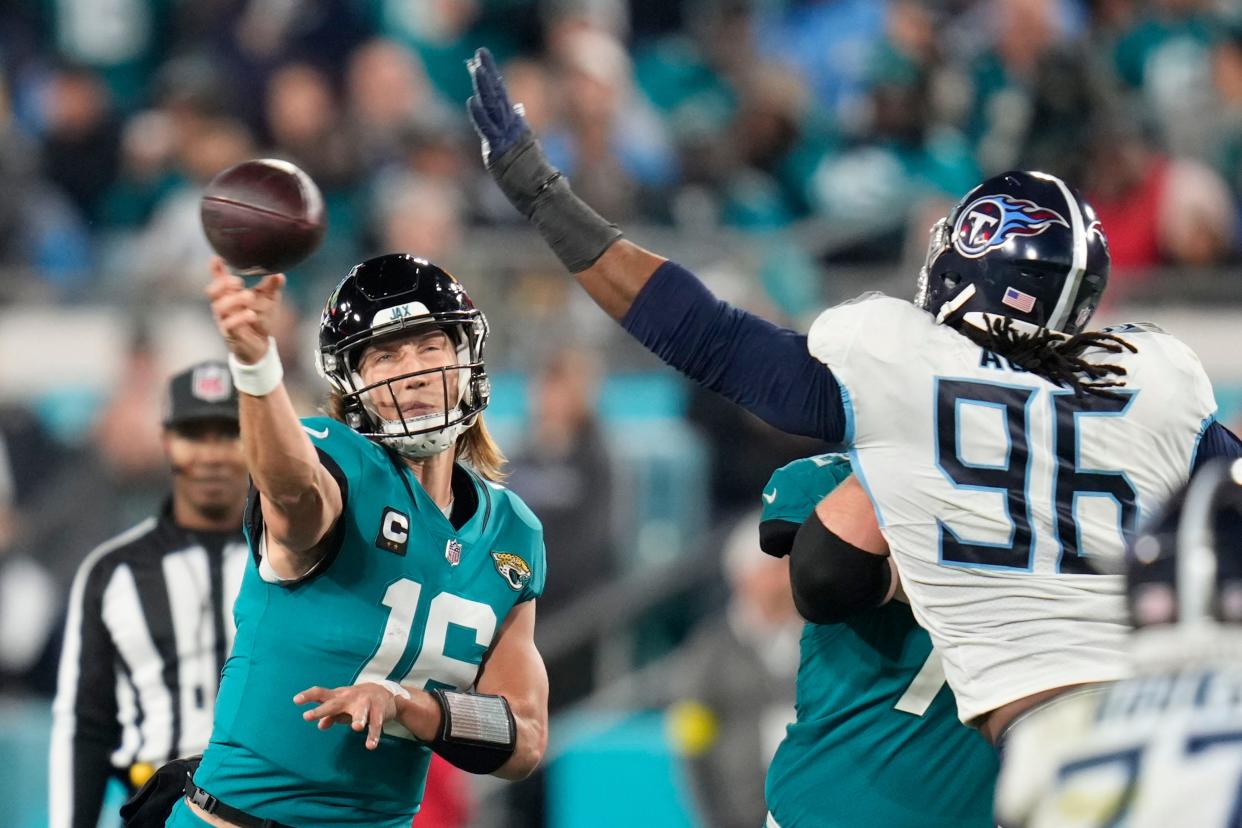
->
163, 361, 239, 428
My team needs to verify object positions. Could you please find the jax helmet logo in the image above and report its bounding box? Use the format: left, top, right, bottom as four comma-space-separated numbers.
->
952, 194, 1069, 258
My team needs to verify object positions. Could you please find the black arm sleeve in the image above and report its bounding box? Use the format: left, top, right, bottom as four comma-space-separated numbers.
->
54, 562, 123, 828
789, 512, 891, 624
621, 261, 848, 442
1194, 420, 1242, 473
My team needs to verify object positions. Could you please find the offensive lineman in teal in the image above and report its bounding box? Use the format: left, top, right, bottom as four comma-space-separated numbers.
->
168, 254, 549, 826
760, 454, 996, 827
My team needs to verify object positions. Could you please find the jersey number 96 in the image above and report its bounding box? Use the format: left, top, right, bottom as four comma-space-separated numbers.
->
934, 378, 1138, 574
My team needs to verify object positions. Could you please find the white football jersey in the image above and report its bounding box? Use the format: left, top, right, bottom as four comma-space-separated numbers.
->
807, 295, 1217, 722
996, 659, 1242, 828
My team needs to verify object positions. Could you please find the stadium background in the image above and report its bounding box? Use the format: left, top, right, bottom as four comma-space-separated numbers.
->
0, 0, 1240, 825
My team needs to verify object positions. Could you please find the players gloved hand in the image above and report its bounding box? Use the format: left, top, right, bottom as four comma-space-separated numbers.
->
295, 683, 401, 750
466, 47, 621, 272
466, 47, 531, 170
466, 47, 557, 221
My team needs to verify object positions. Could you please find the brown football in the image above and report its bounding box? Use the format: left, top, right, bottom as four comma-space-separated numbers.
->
200, 158, 326, 275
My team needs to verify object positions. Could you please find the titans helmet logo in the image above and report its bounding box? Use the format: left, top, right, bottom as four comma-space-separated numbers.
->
952, 194, 1069, 258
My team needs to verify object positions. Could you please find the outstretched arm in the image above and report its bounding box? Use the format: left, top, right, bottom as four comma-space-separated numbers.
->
207, 257, 342, 578
574, 239, 664, 321
467, 49, 847, 442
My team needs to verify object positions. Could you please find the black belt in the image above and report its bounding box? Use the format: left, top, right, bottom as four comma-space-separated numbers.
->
184, 776, 294, 828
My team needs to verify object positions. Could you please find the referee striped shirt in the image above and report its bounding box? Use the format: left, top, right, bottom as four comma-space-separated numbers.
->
49, 503, 248, 828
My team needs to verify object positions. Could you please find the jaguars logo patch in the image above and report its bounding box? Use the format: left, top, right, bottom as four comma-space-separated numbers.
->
491, 552, 532, 591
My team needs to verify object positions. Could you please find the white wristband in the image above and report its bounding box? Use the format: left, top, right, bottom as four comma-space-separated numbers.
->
378, 680, 411, 700
228, 337, 283, 396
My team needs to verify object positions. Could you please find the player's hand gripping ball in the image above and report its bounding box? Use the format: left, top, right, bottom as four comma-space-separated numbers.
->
206, 257, 284, 366
200, 158, 326, 275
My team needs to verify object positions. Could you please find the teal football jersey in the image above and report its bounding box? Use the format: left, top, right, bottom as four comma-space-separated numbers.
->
761, 454, 997, 828
190, 417, 545, 827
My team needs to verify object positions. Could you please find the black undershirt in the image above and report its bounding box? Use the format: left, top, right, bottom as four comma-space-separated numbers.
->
448, 463, 479, 530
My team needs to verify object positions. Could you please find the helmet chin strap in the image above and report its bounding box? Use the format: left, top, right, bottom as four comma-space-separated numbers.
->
959, 311, 1071, 340
935, 283, 976, 324
376, 409, 468, 459
387, 429, 461, 459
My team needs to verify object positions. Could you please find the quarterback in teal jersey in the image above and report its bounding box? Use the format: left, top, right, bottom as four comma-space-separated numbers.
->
760, 454, 997, 828
166, 254, 549, 827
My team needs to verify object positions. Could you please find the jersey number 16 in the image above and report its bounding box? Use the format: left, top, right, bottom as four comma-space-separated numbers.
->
354, 578, 498, 739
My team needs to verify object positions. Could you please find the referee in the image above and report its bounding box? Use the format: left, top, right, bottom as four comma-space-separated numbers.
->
49, 361, 250, 828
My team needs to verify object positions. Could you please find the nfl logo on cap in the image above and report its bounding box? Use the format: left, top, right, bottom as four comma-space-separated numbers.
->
445, 539, 462, 567
192, 364, 233, 402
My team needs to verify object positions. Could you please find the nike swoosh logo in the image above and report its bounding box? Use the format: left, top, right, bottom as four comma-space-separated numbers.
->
302, 425, 330, 439
762, 489, 777, 504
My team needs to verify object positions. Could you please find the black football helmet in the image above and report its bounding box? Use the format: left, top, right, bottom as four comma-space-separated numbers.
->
316, 253, 490, 457
915, 170, 1110, 335
1127, 460, 1242, 633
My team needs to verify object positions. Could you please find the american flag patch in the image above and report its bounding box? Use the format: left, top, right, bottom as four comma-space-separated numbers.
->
1002, 286, 1036, 313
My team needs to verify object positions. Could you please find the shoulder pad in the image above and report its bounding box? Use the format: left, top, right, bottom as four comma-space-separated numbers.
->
494, 485, 544, 535
763, 453, 853, 524
299, 416, 352, 441
1100, 322, 1167, 336
808, 293, 915, 366
834, 290, 889, 309
771, 453, 851, 481
298, 416, 383, 476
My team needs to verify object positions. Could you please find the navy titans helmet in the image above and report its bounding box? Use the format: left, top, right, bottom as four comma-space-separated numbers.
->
316, 253, 490, 458
915, 171, 1110, 336
1127, 460, 1242, 634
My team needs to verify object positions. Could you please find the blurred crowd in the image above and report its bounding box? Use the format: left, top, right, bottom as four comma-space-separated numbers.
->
2, 0, 1242, 695
0, 0, 1238, 695
0, 0, 1237, 310
1, 1, 1241, 822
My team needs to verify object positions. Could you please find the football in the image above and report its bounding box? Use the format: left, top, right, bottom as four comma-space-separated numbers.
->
200, 158, 326, 275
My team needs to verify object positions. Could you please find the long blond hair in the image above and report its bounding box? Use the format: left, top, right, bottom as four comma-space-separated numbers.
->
325, 390, 507, 481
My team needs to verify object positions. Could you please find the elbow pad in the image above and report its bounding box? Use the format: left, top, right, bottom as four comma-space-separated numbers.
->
789, 514, 891, 624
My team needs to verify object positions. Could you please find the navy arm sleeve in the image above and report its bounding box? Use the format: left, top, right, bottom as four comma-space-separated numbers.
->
1193, 420, 1242, 473
620, 261, 847, 443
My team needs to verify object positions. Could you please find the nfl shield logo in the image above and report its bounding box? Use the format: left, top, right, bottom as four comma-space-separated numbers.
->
445, 539, 462, 567
192, 364, 232, 402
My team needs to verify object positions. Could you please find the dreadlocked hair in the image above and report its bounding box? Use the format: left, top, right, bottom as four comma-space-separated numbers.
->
958, 315, 1138, 400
